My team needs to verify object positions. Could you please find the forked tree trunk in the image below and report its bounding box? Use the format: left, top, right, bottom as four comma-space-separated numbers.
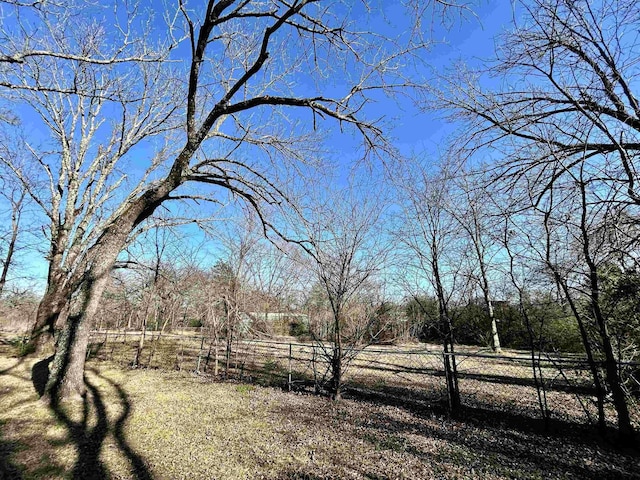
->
577, 177, 635, 442
40, 159, 181, 400
588, 269, 635, 441
329, 302, 344, 401
441, 310, 460, 413
42, 224, 134, 402
43, 274, 110, 403
593, 303, 634, 441
431, 239, 460, 414
29, 279, 70, 355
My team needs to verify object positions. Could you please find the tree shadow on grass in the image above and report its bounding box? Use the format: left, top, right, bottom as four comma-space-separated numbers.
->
358, 408, 639, 480
273, 384, 638, 479
0, 355, 26, 375
343, 382, 618, 442
340, 384, 640, 478
0, 353, 31, 480
0, 425, 23, 480
32, 357, 153, 480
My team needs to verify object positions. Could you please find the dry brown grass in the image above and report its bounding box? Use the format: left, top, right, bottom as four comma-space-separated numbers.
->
88, 332, 635, 429
0, 338, 638, 479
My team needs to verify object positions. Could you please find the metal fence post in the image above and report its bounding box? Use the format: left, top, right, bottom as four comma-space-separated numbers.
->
288, 343, 292, 391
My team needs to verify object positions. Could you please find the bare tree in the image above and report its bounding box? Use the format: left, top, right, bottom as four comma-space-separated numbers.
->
303, 188, 389, 400
437, 0, 639, 440
0, 17, 181, 355
0, 0, 453, 404
439, 0, 640, 209
396, 163, 462, 413
0, 174, 26, 297
448, 170, 503, 352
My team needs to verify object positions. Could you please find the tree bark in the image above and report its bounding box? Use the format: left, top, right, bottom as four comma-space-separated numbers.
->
331, 314, 343, 401
331, 349, 342, 401
43, 274, 109, 403
476, 240, 501, 353
432, 239, 460, 414
42, 213, 139, 401
576, 175, 635, 441
0, 211, 18, 296
28, 279, 70, 355
487, 299, 501, 354
591, 290, 635, 441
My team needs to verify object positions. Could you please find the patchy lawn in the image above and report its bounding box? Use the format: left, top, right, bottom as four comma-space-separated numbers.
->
0, 341, 638, 479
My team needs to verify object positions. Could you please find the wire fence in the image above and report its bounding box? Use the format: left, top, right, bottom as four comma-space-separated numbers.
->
87, 330, 639, 429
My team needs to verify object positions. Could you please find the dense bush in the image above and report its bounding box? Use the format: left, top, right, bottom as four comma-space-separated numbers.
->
404, 296, 584, 353
188, 318, 204, 328
289, 319, 309, 337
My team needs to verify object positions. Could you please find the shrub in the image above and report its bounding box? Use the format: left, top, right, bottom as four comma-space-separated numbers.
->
289, 320, 308, 337
7, 336, 36, 357
188, 318, 204, 328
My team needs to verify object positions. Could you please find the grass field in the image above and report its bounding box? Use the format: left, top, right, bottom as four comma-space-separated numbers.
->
1, 335, 639, 479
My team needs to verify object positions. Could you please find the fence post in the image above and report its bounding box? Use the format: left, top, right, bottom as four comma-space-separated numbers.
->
312, 344, 319, 393
196, 336, 205, 373
86, 331, 94, 360
288, 343, 293, 391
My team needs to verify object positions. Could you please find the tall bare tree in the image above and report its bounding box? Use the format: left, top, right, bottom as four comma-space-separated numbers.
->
0, 174, 26, 297
438, 0, 639, 440
304, 188, 388, 400
0, 0, 445, 403
449, 170, 503, 352
396, 164, 462, 413
0, 3, 181, 354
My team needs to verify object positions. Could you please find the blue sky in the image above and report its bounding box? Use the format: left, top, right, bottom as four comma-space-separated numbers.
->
324, 1, 515, 179
396, 0, 514, 156
0, 0, 518, 294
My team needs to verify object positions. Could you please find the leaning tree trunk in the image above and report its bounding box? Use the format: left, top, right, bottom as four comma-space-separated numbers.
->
42, 229, 131, 402
0, 204, 19, 296
588, 270, 635, 442
577, 177, 635, 442
41, 139, 191, 402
